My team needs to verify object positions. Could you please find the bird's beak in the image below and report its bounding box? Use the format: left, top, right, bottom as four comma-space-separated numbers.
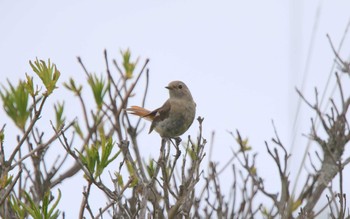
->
165, 86, 172, 90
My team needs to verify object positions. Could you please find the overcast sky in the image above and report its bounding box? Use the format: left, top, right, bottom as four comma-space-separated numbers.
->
1, 0, 350, 217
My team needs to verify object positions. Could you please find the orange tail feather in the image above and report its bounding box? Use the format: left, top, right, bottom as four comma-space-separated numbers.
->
126, 106, 154, 121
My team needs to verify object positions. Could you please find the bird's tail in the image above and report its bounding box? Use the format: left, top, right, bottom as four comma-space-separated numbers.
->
126, 106, 154, 121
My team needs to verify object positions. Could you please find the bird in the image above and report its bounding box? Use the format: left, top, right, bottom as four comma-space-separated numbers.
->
127, 80, 196, 139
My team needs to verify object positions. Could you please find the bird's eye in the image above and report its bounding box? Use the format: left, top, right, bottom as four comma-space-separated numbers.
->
178, 84, 183, 89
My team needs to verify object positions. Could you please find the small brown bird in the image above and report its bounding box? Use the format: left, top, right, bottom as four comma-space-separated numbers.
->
127, 81, 196, 138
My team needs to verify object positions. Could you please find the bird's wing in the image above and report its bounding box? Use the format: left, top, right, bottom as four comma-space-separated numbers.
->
149, 100, 171, 134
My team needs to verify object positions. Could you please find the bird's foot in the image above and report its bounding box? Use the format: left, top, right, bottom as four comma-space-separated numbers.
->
174, 137, 182, 146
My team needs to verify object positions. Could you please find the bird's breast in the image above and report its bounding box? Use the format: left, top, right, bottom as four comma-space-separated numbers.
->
155, 99, 196, 137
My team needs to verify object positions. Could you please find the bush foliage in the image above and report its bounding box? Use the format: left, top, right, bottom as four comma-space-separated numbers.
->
1, 46, 350, 218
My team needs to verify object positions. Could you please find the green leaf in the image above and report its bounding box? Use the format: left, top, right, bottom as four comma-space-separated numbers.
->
126, 159, 135, 176
121, 49, 139, 79
101, 138, 120, 166
291, 198, 302, 212
95, 136, 120, 178
0, 80, 30, 130
63, 78, 82, 95
54, 101, 65, 130
0, 172, 13, 189
186, 143, 198, 161
20, 191, 42, 218
125, 160, 138, 187
24, 73, 38, 96
10, 195, 26, 219
146, 159, 155, 178
82, 144, 99, 174
47, 189, 61, 219
15, 190, 61, 219
77, 134, 120, 179
236, 137, 252, 151
0, 128, 4, 143
87, 74, 109, 110
115, 172, 124, 187
29, 58, 60, 96
73, 122, 84, 139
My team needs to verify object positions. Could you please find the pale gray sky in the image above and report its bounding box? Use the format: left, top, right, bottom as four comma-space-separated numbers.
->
1, 0, 350, 217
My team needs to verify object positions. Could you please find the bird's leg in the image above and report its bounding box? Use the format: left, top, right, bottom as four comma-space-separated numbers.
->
167, 137, 181, 159
168, 137, 181, 150
161, 138, 167, 148
160, 138, 168, 156
174, 137, 182, 146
